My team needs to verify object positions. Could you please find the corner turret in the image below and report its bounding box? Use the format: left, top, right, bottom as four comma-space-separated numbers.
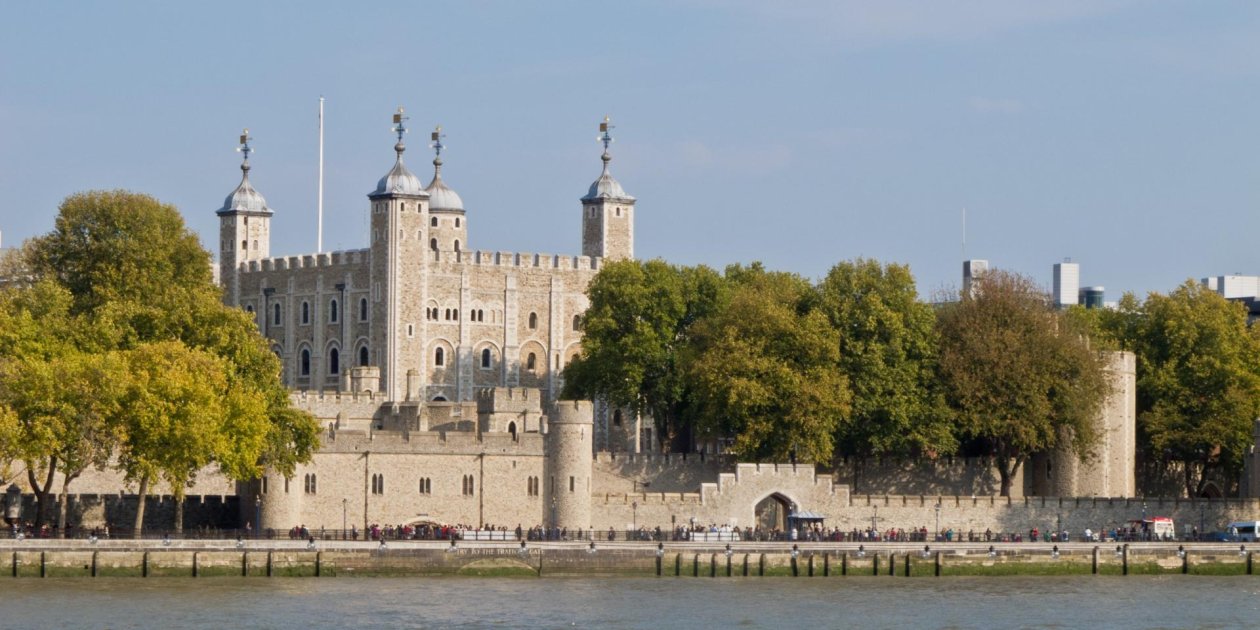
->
581, 117, 635, 261
217, 129, 272, 307
545, 400, 594, 530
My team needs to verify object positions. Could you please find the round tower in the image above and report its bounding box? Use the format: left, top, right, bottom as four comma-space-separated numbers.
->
545, 400, 594, 530
249, 471, 302, 534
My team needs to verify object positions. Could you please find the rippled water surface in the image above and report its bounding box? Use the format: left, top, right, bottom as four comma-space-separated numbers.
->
5, 576, 1259, 629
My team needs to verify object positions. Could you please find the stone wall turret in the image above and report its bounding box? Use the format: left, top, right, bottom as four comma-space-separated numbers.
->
545, 400, 593, 530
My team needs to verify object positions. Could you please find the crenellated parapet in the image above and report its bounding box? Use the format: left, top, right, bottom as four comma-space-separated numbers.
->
428, 250, 600, 272
242, 248, 369, 274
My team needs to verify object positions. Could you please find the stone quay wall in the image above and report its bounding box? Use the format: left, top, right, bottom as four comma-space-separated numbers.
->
0, 540, 1256, 578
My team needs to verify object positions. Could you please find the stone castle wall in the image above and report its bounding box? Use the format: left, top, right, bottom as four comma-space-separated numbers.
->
833, 457, 1029, 498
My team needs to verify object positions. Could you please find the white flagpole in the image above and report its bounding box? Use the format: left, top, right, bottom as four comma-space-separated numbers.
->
317, 96, 325, 253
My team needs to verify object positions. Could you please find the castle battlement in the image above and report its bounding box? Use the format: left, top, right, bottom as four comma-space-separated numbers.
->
597, 492, 703, 505
241, 248, 368, 273
291, 389, 385, 406
429, 249, 601, 272
322, 429, 546, 454
593, 451, 723, 465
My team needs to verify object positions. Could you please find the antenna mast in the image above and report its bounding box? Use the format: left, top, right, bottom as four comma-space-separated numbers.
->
317, 97, 325, 253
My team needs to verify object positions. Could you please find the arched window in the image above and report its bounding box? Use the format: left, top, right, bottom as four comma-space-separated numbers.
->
329, 348, 340, 375
444, 308, 451, 320
508, 421, 517, 439
481, 348, 492, 369
430, 216, 438, 227
241, 239, 248, 250
528, 312, 538, 330
300, 349, 311, 376
359, 298, 368, 321
273, 303, 281, 326
572, 315, 581, 331
455, 217, 461, 228
435, 347, 444, 367
359, 346, 369, 367
301, 301, 310, 324
419, 478, 431, 494
526, 352, 537, 371
329, 299, 339, 323
454, 240, 461, 252
430, 238, 438, 251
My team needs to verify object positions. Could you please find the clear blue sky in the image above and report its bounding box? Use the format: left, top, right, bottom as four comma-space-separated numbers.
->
3, 1, 1259, 299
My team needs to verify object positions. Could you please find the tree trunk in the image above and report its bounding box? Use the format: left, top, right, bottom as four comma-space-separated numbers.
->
174, 491, 184, 535
995, 455, 1025, 498
27, 458, 56, 529
57, 472, 80, 538
132, 475, 149, 539
1184, 461, 1197, 498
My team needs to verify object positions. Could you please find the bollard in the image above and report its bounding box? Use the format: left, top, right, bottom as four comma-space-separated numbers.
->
726, 553, 732, 577
1092, 546, 1099, 575
242, 551, 248, 577
872, 552, 879, 576
316, 551, 322, 578
823, 553, 830, 577
742, 554, 749, 577
192, 552, 199, 578
808, 554, 815, 577
266, 551, 273, 577
11, 551, 17, 578
903, 554, 910, 577
40, 551, 45, 578
888, 552, 895, 577
1122, 544, 1129, 576
655, 555, 662, 577
693, 554, 700, 577
92, 551, 98, 578
674, 553, 682, 577
1249, 551, 1254, 576
142, 551, 149, 578
841, 551, 848, 576
709, 553, 717, 578
935, 551, 942, 577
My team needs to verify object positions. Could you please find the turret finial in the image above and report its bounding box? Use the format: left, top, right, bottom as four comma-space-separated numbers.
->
392, 107, 409, 155
430, 125, 445, 174
236, 128, 253, 173
598, 116, 615, 170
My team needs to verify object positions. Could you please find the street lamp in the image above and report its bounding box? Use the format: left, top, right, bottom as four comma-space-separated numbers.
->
254, 495, 262, 539
871, 505, 878, 535
550, 497, 558, 536
342, 498, 348, 541
934, 503, 941, 541
632, 501, 638, 533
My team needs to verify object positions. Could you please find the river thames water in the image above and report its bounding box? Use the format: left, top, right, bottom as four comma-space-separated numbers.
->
4, 576, 1258, 629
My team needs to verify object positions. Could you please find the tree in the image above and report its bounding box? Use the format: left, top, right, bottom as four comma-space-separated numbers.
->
818, 259, 955, 462
1109, 281, 1260, 496
685, 266, 850, 462
563, 259, 726, 450
936, 269, 1109, 496
115, 341, 231, 536
0, 280, 121, 531
5, 190, 319, 534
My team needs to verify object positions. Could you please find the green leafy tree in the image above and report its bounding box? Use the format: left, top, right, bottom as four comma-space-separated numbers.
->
685, 266, 850, 462
1109, 281, 1260, 496
936, 270, 1109, 496
0, 281, 121, 531
6, 190, 319, 533
818, 259, 954, 463
563, 259, 726, 450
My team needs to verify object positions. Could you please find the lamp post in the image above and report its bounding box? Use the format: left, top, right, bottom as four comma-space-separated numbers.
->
550, 497, 557, 534
871, 505, 878, 535
254, 495, 262, 540
632, 501, 638, 533
342, 498, 348, 541
934, 503, 941, 541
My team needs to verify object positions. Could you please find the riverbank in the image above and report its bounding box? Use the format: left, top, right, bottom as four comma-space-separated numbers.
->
0, 540, 1255, 578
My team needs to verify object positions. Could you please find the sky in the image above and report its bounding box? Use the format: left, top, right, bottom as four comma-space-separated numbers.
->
2, 1, 1260, 300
